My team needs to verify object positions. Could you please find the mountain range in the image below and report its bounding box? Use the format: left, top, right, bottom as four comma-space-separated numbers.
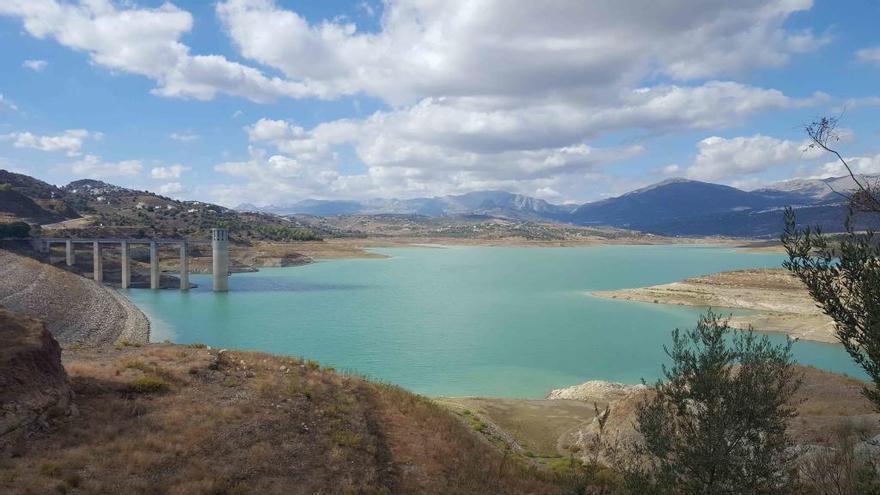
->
237, 175, 880, 237
238, 190, 573, 220
2, 168, 876, 238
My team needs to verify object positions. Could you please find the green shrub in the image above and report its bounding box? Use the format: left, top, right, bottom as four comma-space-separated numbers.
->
128, 376, 169, 393
459, 410, 488, 433
0, 221, 30, 238
254, 225, 322, 241
547, 456, 583, 474
332, 431, 363, 448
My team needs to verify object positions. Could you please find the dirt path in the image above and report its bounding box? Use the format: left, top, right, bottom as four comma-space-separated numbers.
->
0, 249, 149, 345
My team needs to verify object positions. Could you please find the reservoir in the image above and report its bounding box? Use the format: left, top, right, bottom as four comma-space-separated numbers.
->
126, 245, 862, 398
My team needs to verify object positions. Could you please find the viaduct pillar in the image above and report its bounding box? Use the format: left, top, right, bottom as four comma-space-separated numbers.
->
150, 241, 160, 290
65, 240, 75, 266
120, 240, 131, 289
93, 241, 103, 282
179, 241, 189, 290
211, 228, 229, 292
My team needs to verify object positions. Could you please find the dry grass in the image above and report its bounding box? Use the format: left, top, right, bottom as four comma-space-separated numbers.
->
364, 382, 564, 494
437, 397, 599, 459
788, 366, 880, 446
0, 344, 567, 494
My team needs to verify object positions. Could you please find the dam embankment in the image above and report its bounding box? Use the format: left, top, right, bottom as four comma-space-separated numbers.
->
0, 249, 149, 345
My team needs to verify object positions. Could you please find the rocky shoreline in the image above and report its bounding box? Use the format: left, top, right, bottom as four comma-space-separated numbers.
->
547, 380, 647, 402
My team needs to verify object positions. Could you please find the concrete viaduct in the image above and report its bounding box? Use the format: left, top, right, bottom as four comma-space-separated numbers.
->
38, 228, 230, 292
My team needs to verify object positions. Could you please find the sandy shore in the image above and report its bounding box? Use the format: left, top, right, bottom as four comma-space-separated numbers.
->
591, 268, 836, 343
0, 249, 149, 345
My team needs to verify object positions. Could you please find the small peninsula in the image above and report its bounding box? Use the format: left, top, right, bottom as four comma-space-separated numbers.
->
592, 268, 836, 343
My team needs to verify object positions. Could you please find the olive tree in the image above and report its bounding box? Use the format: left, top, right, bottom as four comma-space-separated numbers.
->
781, 116, 880, 410
630, 312, 801, 495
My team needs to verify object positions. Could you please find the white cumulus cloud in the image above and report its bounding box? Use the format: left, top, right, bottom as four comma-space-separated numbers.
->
22, 59, 47, 71
217, 0, 824, 105
810, 153, 880, 178
0, 0, 316, 103
70, 154, 143, 178
686, 134, 824, 182
169, 132, 199, 142
217, 79, 820, 204
856, 46, 880, 64
158, 182, 185, 195
662, 164, 681, 175
150, 164, 190, 179
1, 0, 827, 107
2, 129, 97, 156
0, 94, 18, 112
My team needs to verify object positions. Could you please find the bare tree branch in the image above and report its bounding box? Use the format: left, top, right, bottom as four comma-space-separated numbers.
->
804, 116, 880, 212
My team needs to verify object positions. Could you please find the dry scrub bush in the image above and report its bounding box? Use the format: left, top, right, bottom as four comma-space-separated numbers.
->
799, 422, 880, 495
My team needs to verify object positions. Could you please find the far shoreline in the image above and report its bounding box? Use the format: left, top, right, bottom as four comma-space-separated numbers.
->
153, 236, 782, 280
236, 235, 787, 266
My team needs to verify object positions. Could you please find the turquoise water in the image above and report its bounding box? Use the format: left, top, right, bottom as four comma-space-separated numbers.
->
124, 245, 863, 398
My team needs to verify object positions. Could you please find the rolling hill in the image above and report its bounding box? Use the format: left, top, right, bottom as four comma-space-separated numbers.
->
0, 170, 78, 223
0, 171, 322, 241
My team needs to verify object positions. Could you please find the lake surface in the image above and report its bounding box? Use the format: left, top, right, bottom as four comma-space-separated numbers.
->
125, 245, 863, 398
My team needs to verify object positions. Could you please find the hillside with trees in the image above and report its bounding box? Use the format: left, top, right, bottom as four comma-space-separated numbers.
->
0, 171, 324, 242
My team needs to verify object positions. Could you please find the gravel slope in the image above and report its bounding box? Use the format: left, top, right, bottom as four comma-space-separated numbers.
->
0, 249, 149, 345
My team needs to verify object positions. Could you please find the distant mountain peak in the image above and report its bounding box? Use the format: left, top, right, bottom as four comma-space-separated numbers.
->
235, 202, 264, 213
614, 177, 740, 199
756, 174, 880, 202
234, 189, 566, 219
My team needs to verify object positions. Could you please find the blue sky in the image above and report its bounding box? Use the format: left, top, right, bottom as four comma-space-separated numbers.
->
0, 0, 878, 206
